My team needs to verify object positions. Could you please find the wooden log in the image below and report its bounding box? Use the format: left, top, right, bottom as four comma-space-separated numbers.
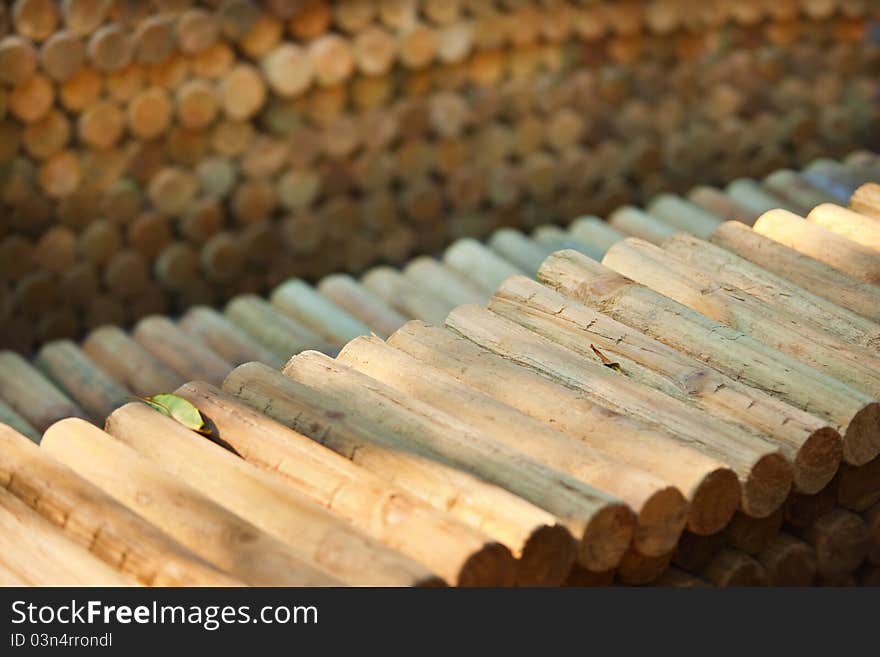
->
0, 423, 237, 585
133, 315, 233, 386
608, 206, 677, 245
0, 399, 40, 442
727, 178, 802, 216
688, 185, 762, 225
447, 303, 791, 519
492, 276, 840, 494
710, 220, 880, 324
673, 530, 726, 573
337, 336, 686, 556
0, 350, 88, 432
387, 321, 740, 536
617, 548, 674, 585
312, 274, 402, 339
850, 183, 880, 220
107, 402, 442, 587
225, 294, 335, 361
568, 216, 626, 258
271, 279, 371, 349
537, 250, 880, 466
486, 229, 554, 277
837, 458, 880, 512
701, 548, 768, 586
756, 533, 817, 586
186, 378, 519, 586
603, 238, 880, 412
0, 486, 133, 586
82, 325, 182, 398
763, 170, 839, 213
753, 209, 880, 284
725, 507, 785, 555
179, 306, 284, 369
362, 266, 452, 325
646, 195, 723, 240
807, 203, 880, 251
282, 351, 636, 570
403, 257, 488, 308
34, 340, 130, 422
800, 508, 870, 578
564, 565, 615, 587
663, 233, 880, 356
41, 419, 339, 586
444, 238, 523, 295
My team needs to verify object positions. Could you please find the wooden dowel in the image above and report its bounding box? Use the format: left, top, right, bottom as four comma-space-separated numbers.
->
82, 325, 182, 397
133, 315, 233, 386
756, 533, 817, 586
179, 306, 284, 369
446, 303, 790, 519
34, 340, 130, 423
837, 458, 880, 513
800, 508, 870, 578
443, 238, 524, 294
337, 335, 683, 557
608, 205, 677, 245
604, 237, 880, 399
0, 486, 134, 586
225, 294, 335, 360
186, 378, 518, 586
493, 276, 841, 494
537, 250, 880, 467
850, 183, 880, 219
807, 203, 880, 251
107, 402, 442, 587
753, 209, 880, 284
362, 266, 452, 325
317, 274, 407, 339
387, 321, 740, 536
710, 220, 880, 324
0, 350, 88, 432
646, 194, 723, 239
617, 547, 674, 585
701, 548, 768, 586
487, 229, 554, 277
270, 279, 371, 349
403, 257, 489, 308
41, 419, 340, 586
663, 233, 880, 357
568, 216, 626, 258
282, 351, 635, 571
0, 423, 237, 585
688, 185, 762, 225
0, 400, 40, 442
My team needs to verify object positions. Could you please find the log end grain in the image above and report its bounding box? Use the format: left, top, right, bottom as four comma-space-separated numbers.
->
843, 402, 880, 466
687, 467, 742, 536
578, 502, 635, 574
515, 523, 578, 587
631, 486, 688, 558
741, 452, 793, 520
794, 426, 844, 495
456, 541, 517, 587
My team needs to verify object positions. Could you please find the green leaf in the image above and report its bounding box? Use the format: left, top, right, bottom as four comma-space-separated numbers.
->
134, 394, 211, 435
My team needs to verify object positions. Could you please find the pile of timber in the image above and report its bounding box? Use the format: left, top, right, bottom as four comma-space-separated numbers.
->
1, 0, 879, 351
1, 150, 879, 586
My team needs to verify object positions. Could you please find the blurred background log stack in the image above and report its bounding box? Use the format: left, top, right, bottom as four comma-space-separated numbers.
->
1, 150, 879, 586
1, 0, 879, 351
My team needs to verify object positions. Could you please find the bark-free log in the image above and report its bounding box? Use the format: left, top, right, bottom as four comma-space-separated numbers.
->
362, 266, 452, 325
387, 321, 740, 536
107, 402, 441, 587
538, 250, 880, 466
701, 548, 768, 586
0, 351, 88, 431
836, 458, 880, 512
180, 306, 284, 369
0, 401, 39, 443
753, 209, 880, 284
337, 336, 687, 556
603, 238, 880, 399
403, 257, 488, 309
281, 352, 636, 570
725, 508, 784, 555
41, 419, 340, 586
710, 220, 880, 324
757, 533, 817, 586
446, 304, 791, 518
134, 316, 233, 386
492, 276, 841, 494
608, 206, 677, 245
271, 279, 371, 348
568, 216, 626, 258
646, 194, 722, 239
186, 379, 519, 586
317, 274, 407, 339
807, 203, 880, 251
800, 508, 870, 578
443, 238, 523, 295
0, 423, 236, 586
487, 229, 555, 277
850, 183, 880, 219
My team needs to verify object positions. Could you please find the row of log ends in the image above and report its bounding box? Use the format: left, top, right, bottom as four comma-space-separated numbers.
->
0, 152, 879, 586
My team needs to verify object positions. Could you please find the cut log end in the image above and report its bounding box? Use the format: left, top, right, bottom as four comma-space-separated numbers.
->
631, 486, 688, 558
843, 402, 880, 466
456, 542, 517, 587
794, 426, 843, 495
515, 524, 578, 587
577, 502, 634, 572
687, 467, 741, 536
741, 453, 793, 519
